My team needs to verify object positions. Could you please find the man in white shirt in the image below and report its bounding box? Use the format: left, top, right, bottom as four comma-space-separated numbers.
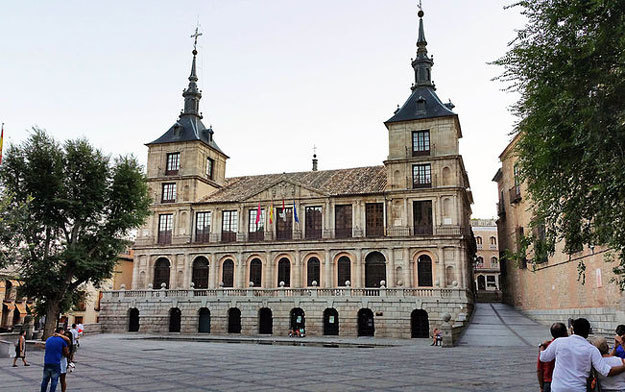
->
69, 324, 79, 362
540, 318, 625, 392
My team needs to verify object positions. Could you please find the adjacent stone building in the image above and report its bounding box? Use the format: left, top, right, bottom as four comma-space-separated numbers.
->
494, 133, 625, 334
100, 9, 476, 338
471, 219, 501, 302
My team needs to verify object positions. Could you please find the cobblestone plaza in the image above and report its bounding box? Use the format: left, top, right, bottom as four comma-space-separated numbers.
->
2, 304, 551, 391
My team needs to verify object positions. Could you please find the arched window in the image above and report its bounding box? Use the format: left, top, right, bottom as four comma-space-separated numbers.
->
337, 256, 351, 286
491, 257, 498, 267
476, 257, 484, 267
307, 257, 320, 286
222, 259, 234, 288
4, 281, 12, 301
476, 236, 482, 245
365, 252, 386, 288
153, 258, 170, 289
417, 255, 433, 287
249, 258, 262, 287
191, 257, 209, 289
278, 258, 291, 287
490, 236, 497, 245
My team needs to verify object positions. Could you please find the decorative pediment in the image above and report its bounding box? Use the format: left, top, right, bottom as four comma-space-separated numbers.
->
244, 178, 328, 202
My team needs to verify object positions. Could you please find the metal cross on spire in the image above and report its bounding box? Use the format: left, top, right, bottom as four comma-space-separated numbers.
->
418, 0, 422, 11
190, 26, 202, 51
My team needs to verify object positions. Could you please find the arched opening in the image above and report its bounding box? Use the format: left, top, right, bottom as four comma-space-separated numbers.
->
290, 308, 305, 334
411, 309, 429, 338
258, 308, 272, 334
192, 257, 209, 289
476, 236, 483, 245
153, 258, 170, 289
442, 198, 452, 224
198, 308, 211, 333
337, 256, 351, 286
249, 258, 262, 287
442, 166, 451, 186
278, 258, 291, 287
169, 308, 181, 333
4, 281, 12, 300
393, 170, 401, 188
490, 236, 497, 245
365, 252, 386, 288
417, 255, 433, 287
1, 304, 9, 328
357, 308, 375, 337
222, 259, 234, 288
476, 257, 484, 267
228, 308, 241, 333
12, 309, 21, 326
307, 257, 320, 286
128, 308, 140, 332
477, 275, 486, 290
323, 308, 339, 336
491, 257, 498, 267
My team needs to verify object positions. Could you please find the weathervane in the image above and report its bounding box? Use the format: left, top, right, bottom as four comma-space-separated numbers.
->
418, 0, 422, 11
191, 26, 202, 51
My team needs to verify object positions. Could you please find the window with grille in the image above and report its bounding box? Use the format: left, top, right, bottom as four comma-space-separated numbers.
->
337, 256, 351, 286
413, 201, 433, 235
206, 157, 214, 179
412, 130, 430, 156
412, 164, 432, 188
221, 210, 238, 243
334, 205, 352, 238
158, 214, 173, 244
248, 209, 265, 241
166, 153, 180, 175
222, 259, 234, 287
161, 183, 176, 203
307, 258, 320, 286
305, 206, 322, 239
365, 203, 384, 237
276, 207, 293, 240
195, 211, 211, 243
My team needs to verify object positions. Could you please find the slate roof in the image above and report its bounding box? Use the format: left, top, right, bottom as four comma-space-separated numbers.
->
199, 166, 387, 203
146, 115, 227, 156
385, 86, 456, 124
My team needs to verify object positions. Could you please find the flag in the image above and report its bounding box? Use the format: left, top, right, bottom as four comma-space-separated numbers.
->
293, 201, 299, 223
255, 202, 261, 225
0, 123, 4, 165
269, 204, 274, 224
280, 199, 286, 220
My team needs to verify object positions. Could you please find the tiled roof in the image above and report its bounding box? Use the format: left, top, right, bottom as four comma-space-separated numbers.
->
385, 86, 456, 124
199, 166, 387, 203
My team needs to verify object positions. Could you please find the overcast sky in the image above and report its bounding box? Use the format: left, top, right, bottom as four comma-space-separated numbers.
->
0, 0, 525, 218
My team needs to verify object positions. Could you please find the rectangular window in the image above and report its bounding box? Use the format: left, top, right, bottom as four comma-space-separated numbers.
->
248, 208, 265, 241
195, 211, 211, 243
161, 183, 176, 203
413, 201, 433, 235
158, 214, 173, 244
365, 203, 384, 237
305, 206, 322, 239
276, 207, 293, 240
412, 164, 432, 188
221, 210, 238, 243
206, 157, 214, 180
335, 205, 352, 238
412, 130, 430, 156
166, 153, 180, 175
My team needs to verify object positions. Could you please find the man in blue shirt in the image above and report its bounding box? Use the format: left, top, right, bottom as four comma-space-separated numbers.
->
41, 327, 69, 392
612, 325, 625, 359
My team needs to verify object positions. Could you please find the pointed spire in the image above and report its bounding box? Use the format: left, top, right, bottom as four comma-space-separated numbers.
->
181, 28, 203, 119
411, 6, 434, 89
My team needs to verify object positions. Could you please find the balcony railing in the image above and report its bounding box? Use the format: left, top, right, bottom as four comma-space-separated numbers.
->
509, 186, 521, 204
102, 287, 467, 300
497, 202, 505, 217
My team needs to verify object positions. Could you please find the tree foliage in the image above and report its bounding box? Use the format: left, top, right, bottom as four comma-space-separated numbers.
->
494, 0, 625, 286
0, 128, 151, 336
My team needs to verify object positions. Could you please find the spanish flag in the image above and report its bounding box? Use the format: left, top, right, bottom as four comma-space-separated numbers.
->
269, 204, 274, 224
0, 123, 4, 165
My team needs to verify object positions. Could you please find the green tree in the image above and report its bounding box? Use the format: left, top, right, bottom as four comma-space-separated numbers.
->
494, 0, 625, 284
0, 128, 151, 337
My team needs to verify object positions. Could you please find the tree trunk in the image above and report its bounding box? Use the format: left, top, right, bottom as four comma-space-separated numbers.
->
42, 301, 61, 340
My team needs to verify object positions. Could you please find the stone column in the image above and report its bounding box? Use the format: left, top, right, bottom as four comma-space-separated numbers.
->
387, 248, 395, 287
324, 250, 332, 288
131, 254, 141, 289
438, 249, 446, 288
235, 252, 244, 288
355, 249, 363, 287
209, 253, 217, 288
293, 251, 301, 287
264, 251, 272, 288
324, 200, 330, 237
402, 248, 411, 287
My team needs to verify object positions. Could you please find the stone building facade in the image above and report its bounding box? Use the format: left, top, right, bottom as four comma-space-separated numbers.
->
0, 270, 31, 332
471, 219, 501, 299
494, 134, 625, 334
100, 9, 476, 338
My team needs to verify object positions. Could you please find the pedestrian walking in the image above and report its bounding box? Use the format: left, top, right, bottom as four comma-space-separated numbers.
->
57, 331, 71, 392
537, 322, 568, 392
69, 324, 79, 362
540, 318, 625, 392
12, 329, 30, 367
40, 327, 69, 392
591, 336, 625, 392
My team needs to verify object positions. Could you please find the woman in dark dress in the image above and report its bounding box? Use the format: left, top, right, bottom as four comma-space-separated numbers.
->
12, 330, 29, 367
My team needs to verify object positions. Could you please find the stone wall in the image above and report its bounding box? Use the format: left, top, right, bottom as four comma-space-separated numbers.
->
100, 291, 472, 339
522, 307, 624, 335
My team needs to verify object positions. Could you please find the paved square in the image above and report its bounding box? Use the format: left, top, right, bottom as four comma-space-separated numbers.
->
1, 332, 541, 391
